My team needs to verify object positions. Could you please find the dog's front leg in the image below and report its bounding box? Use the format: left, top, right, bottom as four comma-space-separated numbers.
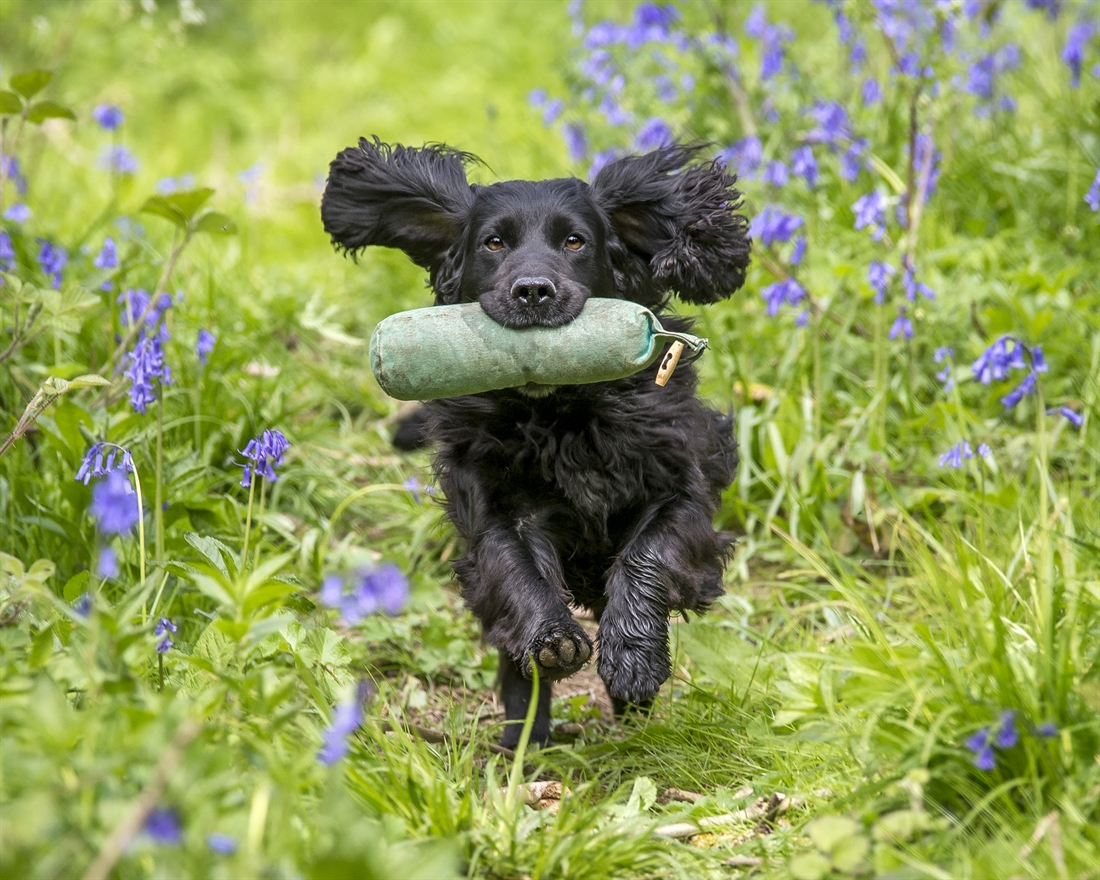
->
597, 499, 727, 705
456, 520, 593, 747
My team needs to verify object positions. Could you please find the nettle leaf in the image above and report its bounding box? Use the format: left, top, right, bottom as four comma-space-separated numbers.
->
26, 101, 76, 124
0, 90, 23, 114
807, 815, 860, 854
10, 70, 53, 100
193, 211, 237, 235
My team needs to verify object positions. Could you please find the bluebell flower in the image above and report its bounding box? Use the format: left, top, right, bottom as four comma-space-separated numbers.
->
155, 173, 196, 195
318, 689, 366, 766
118, 288, 168, 329
791, 146, 817, 188
717, 136, 762, 179
542, 98, 565, 126
634, 118, 674, 151
155, 619, 177, 655
868, 261, 894, 303
1034, 722, 1058, 737
852, 191, 886, 240
966, 55, 995, 100
977, 444, 992, 459
809, 101, 850, 145
934, 346, 954, 364
839, 139, 867, 183
0, 230, 14, 272
849, 38, 867, 71
239, 429, 290, 486
76, 442, 135, 485
761, 160, 789, 188
3, 203, 30, 223
1047, 407, 1083, 427
1085, 169, 1100, 211
1000, 371, 1037, 409
911, 134, 942, 202
903, 266, 935, 301
563, 123, 587, 164
196, 329, 216, 365
1062, 20, 1096, 88
940, 440, 975, 468
861, 77, 882, 106
124, 335, 171, 414
598, 94, 629, 126
589, 149, 619, 178
888, 309, 913, 341
789, 236, 806, 266
528, 88, 548, 107
89, 470, 139, 534
319, 563, 410, 623
92, 104, 125, 130
74, 592, 93, 618
207, 833, 237, 855
745, 3, 767, 38
93, 237, 118, 271
995, 710, 1019, 748
99, 145, 140, 175
760, 277, 806, 317
1, 154, 27, 194
144, 807, 182, 845
404, 476, 422, 504
750, 205, 803, 247
972, 336, 1026, 385
581, 49, 615, 85
965, 728, 995, 771
1024, 0, 1061, 20
97, 546, 119, 579
36, 238, 67, 288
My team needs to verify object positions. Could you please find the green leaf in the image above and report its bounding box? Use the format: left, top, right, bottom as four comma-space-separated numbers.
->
831, 834, 870, 872
29, 627, 55, 669
184, 533, 232, 579
241, 581, 300, 618
10, 70, 53, 100
165, 187, 215, 220
26, 101, 76, 124
190, 571, 238, 613
62, 570, 90, 602
788, 852, 831, 880
807, 816, 860, 854
193, 211, 237, 235
140, 195, 189, 229
0, 90, 22, 114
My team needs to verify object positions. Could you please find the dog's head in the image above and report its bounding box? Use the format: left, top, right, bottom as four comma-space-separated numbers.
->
322, 137, 751, 328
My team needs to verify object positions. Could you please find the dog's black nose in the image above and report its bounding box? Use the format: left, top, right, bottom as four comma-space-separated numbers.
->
510, 276, 556, 305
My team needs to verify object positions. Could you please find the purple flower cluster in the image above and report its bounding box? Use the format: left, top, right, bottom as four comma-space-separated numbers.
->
124, 334, 172, 414
76, 442, 135, 485
1062, 20, 1097, 88
155, 617, 177, 654
144, 807, 182, 845
718, 136, 762, 179
97, 546, 120, 579
868, 261, 895, 303
99, 144, 140, 175
972, 336, 1047, 410
89, 469, 139, 534
3, 203, 30, 223
0, 230, 14, 272
317, 684, 371, 766
92, 104, 125, 131
790, 146, 818, 188
852, 190, 886, 240
934, 346, 955, 390
1086, 169, 1100, 211
155, 173, 197, 195
239, 429, 290, 487
196, 329, 216, 364
888, 307, 913, 341
760, 277, 806, 318
750, 205, 803, 246
1, 154, 27, 194
965, 710, 1019, 771
319, 563, 409, 624
36, 238, 67, 289
745, 4, 792, 81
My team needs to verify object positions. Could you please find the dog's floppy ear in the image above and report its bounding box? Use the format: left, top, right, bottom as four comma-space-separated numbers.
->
591, 145, 751, 305
321, 137, 475, 298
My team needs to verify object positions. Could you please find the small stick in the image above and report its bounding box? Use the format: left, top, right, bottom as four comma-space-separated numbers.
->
653, 793, 795, 840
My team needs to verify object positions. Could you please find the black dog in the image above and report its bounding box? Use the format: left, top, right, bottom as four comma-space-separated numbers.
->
322, 138, 750, 747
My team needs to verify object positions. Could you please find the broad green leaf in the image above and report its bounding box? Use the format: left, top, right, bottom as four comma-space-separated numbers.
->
788, 852, 831, 880
245, 613, 295, 645
165, 187, 215, 220
872, 809, 931, 844
807, 816, 860, 854
241, 581, 300, 618
140, 195, 189, 229
214, 618, 250, 641
193, 211, 237, 235
0, 90, 22, 114
185, 532, 232, 579
10, 70, 53, 100
62, 570, 90, 602
190, 571, 238, 612
831, 834, 870, 872
26, 101, 76, 124
0, 553, 26, 579
29, 627, 55, 669
25, 559, 56, 587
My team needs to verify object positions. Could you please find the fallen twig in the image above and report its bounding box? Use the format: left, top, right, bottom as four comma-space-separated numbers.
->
653, 792, 797, 840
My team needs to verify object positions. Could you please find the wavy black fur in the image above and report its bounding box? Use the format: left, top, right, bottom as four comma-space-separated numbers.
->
322, 139, 750, 747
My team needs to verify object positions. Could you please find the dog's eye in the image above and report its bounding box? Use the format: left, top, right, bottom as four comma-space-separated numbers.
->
484, 235, 504, 251
564, 234, 585, 251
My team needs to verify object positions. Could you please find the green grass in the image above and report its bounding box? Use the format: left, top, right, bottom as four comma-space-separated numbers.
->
1, 1, 1098, 878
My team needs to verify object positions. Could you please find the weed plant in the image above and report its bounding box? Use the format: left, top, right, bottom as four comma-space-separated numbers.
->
1, 1, 1097, 878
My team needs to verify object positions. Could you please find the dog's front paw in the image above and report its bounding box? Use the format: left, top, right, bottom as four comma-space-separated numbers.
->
596, 622, 670, 704
520, 625, 593, 682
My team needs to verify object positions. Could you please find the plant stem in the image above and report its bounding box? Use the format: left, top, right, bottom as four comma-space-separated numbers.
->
154, 392, 164, 564
252, 477, 268, 569
131, 465, 148, 618
240, 472, 257, 571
